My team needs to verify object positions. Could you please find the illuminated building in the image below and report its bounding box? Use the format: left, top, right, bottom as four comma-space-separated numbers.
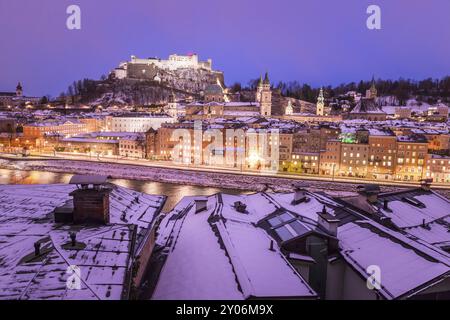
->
119, 133, 146, 159
395, 135, 428, 181
319, 139, 341, 176
367, 130, 397, 180
23, 119, 94, 138
110, 113, 175, 132
426, 155, 450, 183
338, 142, 369, 178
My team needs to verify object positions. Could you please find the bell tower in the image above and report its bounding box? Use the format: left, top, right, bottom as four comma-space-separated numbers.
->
316, 88, 324, 116
366, 76, 377, 99
16, 82, 23, 97
257, 72, 272, 117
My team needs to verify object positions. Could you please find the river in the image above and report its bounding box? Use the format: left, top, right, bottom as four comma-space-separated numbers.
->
0, 169, 247, 212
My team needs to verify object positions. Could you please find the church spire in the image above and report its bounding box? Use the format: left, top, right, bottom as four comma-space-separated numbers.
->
318, 87, 324, 102
258, 75, 263, 86
263, 72, 270, 85
16, 82, 23, 97
370, 75, 376, 90
367, 76, 377, 99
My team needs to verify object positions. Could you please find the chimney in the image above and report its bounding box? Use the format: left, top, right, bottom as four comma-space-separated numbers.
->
70, 232, 77, 247
234, 201, 247, 213
34, 242, 41, 256
317, 205, 340, 237
194, 198, 208, 214
269, 240, 275, 251
420, 178, 433, 191
357, 184, 381, 204
69, 175, 111, 224
292, 183, 309, 205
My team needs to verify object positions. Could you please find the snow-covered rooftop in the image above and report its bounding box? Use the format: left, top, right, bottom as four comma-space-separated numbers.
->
339, 220, 450, 299
152, 194, 317, 300
154, 189, 450, 300
0, 183, 166, 300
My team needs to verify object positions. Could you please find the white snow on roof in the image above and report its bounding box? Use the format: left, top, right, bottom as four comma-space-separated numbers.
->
266, 192, 332, 221
220, 193, 278, 223
217, 219, 316, 298
404, 220, 450, 247
153, 194, 317, 300
152, 198, 242, 300
382, 193, 450, 228
223, 111, 260, 117
339, 221, 450, 299
0, 183, 165, 300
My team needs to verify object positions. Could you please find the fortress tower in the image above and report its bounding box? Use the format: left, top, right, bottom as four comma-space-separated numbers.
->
256, 72, 272, 117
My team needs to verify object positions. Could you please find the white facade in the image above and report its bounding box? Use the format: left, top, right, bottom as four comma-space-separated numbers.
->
113, 62, 128, 79
111, 115, 175, 132
128, 54, 212, 71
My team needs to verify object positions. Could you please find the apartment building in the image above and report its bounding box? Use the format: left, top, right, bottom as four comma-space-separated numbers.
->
292, 125, 339, 153
119, 133, 146, 159
395, 135, 428, 181
23, 119, 92, 138
367, 131, 397, 180
425, 155, 450, 183
339, 142, 369, 178
286, 151, 320, 174
319, 139, 341, 176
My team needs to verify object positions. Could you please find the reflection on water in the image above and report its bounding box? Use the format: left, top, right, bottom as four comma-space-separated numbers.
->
0, 169, 73, 185
112, 178, 245, 212
0, 169, 247, 212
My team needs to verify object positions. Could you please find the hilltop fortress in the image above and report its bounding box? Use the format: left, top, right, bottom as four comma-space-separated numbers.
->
113, 53, 216, 80
110, 53, 224, 98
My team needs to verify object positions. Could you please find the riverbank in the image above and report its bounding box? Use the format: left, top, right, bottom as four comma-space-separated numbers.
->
0, 157, 433, 197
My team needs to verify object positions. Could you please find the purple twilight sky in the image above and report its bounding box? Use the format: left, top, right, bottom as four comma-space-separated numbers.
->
0, 0, 449, 97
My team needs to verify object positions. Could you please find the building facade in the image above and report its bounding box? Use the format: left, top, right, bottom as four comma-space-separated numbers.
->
111, 114, 175, 132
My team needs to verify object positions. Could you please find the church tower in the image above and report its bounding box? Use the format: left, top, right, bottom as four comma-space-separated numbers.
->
316, 88, 324, 116
166, 90, 178, 118
285, 100, 293, 115
257, 72, 272, 117
366, 76, 377, 99
16, 82, 23, 97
